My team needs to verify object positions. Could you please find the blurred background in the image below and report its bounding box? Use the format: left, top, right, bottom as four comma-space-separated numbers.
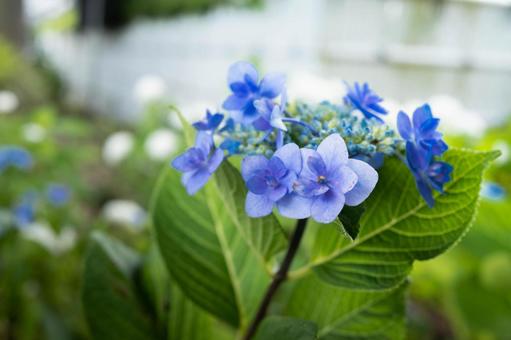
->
0, 0, 510, 339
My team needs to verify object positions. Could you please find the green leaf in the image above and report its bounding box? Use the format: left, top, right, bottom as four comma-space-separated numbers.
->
254, 316, 318, 340
284, 275, 406, 340
151, 166, 273, 329
338, 204, 366, 240
82, 232, 157, 340
214, 161, 286, 260
294, 149, 499, 290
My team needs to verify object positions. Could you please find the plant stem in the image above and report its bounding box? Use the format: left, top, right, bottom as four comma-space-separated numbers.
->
243, 218, 308, 340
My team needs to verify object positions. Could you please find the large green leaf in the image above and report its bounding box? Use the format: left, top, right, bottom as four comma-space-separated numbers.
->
214, 161, 286, 260
291, 149, 498, 290
151, 166, 274, 328
284, 275, 406, 340
82, 232, 157, 340
254, 316, 318, 340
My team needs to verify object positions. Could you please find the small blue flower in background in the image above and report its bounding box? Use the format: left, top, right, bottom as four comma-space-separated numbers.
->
0, 146, 33, 173
220, 139, 241, 155
13, 192, 37, 228
222, 61, 286, 125
480, 181, 506, 201
343, 82, 388, 122
278, 134, 379, 223
397, 104, 448, 156
241, 143, 301, 217
47, 184, 71, 207
193, 110, 224, 133
172, 132, 224, 195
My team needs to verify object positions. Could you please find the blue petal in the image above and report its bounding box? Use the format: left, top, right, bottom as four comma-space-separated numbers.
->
311, 190, 345, 224
412, 104, 433, 129
307, 155, 327, 176
344, 159, 378, 206
416, 178, 434, 207
223, 94, 249, 111
247, 175, 269, 195
277, 193, 312, 219
268, 157, 287, 179
397, 111, 413, 141
241, 155, 269, 181
227, 61, 258, 89
273, 143, 301, 175
245, 192, 274, 217
207, 148, 224, 173
259, 73, 286, 98
327, 165, 358, 194
184, 168, 211, 195
267, 185, 287, 202
316, 133, 349, 170
172, 148, 203, 172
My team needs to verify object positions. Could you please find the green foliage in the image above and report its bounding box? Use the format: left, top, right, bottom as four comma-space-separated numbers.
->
254, 316, 318, 340
306, 150, 499, 290
82, 232, 157, 340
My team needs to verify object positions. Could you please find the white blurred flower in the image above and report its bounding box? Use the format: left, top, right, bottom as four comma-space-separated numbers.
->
22, 123, 46, 143
21, 222, 76, 255
133, 75, 167, 105
428, 95, 487, 137
102, 200, 147, 232
102, 131, 134, 166
0, 91, 19, 114
492, 140, 509, 165
144, 129, 178, 161
288, 73, 343, 103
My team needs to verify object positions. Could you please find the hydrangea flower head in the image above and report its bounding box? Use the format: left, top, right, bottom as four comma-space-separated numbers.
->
343, 82, 387, 122
397, 104, 447, 155
222, 61, 286, 125
172, 132, 224, 195
278, 134, 378, 223
193, 110, 224, 132
241, 143, 301, 217
0, 146, 33, 173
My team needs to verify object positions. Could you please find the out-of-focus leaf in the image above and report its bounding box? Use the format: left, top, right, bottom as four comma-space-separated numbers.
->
254, 316, 318, 340
82, 232, 156, 340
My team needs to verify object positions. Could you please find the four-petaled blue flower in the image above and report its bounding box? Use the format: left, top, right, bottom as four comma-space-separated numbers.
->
0, 146, 33, 173
405, 142, 453, 207
277, 134, 379, 223
397, 104, 447, 156
398, 106, 452, 207
344, 82, 387, 122
222, 61, 286, 125
172, 132, 224, 195
47, 184, 71, 207
241, 143, 301, 217
193, 110, 224, 132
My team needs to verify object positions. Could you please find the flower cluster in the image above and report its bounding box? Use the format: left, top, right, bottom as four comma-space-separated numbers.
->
171, 61, 453, 222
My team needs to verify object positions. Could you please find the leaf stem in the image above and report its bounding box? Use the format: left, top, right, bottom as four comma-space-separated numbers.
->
243, 218, 308, 340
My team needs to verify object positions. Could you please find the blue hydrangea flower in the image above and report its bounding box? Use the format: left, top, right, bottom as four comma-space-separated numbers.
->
278, 134, 378, 223
46, 184, 71, 206
241, 143, 301, 217
343, 82, 387, 122
405, 142, 453, 207
172, 132, 224, 195
222, 61, 286, 125
397, 104, 447, 156
193, 110, 224, 132
252, 91, 288, 133
0, 146, 33, 173
13, 192, 37, 228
